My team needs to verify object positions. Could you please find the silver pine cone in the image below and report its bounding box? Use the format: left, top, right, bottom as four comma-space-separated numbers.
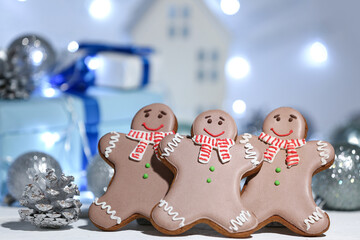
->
18, 168, 82, 228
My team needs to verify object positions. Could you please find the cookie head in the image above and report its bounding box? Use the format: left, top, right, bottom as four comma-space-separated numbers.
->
263, 107, 307, 139
131, 103, 177, 132
191, 110, 237, 139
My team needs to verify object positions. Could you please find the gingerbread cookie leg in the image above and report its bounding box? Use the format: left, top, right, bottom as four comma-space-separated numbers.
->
279, 197, 330, 235
151, 198, 187, 233
89, 193, 123, 230
89, 132, 125, 230
208, 202, 258, 234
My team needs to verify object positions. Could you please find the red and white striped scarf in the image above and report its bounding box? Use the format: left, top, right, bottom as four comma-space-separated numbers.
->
126, 129, 174, 161
259, 132, 306, 168
192, 135, 235, 164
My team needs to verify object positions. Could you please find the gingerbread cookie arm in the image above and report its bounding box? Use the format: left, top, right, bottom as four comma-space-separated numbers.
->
306, 140, 335, 172
236, 133, 264, 174
237, 133, 267, 157
158, 133, 185, 168
98, 132, 123, 165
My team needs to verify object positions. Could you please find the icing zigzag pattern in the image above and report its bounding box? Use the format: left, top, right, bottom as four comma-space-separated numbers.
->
93, 198, 122, 224
229, 211, 251, 231
304, 207, 324, 230
161, 133, 184, 157
239, 134, 260, 166
316, 141, 329, 166
239, 133, 252, 144
158, 199, 185, 227
244, 143, 260, 166
105, 132, 120, 158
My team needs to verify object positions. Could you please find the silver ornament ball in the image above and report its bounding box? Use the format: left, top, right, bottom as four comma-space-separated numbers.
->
86, 154, 114, 197
332, 124, 360, 148
7, 152, 62, 200
312, 143, 360, 210
7, 34, 56, 81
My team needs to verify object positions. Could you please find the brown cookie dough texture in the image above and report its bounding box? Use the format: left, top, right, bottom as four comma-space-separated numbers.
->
241, 107, 335, 236
151, 110, 262, 237
88, 103, 177, 230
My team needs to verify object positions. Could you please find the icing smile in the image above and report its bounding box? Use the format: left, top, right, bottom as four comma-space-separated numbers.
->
271, 128, 293, 137
203, 128, 225, 137
142, 122, 164, 131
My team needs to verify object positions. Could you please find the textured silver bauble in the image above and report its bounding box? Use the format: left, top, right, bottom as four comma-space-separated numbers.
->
7, 34, 55, 81
313, 143, 360, 210
7, 152, 62, 200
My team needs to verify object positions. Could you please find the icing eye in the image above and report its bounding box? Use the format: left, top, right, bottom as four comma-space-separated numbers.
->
207, 119, 212, 124
276, 117, 280, 121
289, 118, 293, 122
158, 114, 163, 118
145, 113, 150, 118
218, 121, 222, 125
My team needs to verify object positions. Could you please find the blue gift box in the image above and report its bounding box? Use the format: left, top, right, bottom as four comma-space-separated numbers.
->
0, 87, 163, 196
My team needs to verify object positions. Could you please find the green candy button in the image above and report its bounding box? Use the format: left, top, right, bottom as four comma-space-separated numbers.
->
275, 167, 281, 173
145, 163, 151, 168
143, 174, 149, 179
274, 180, 280, 186
207, 178, 212, 183
209, 166, 215, 172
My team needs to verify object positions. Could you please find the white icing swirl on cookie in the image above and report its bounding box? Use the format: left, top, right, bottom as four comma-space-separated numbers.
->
239, 134, 260, 166
105, 132, 120, 158
93, 198, 122, 224
229, 211, 251, 231
316, 141, 330, 166
158, 199, 185, 228
239, 133, 252, 144
161, 133, 184, 157
244, 143, 260, 166
304, 207, 324, 230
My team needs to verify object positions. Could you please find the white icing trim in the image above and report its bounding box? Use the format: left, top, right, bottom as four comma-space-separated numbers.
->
93, 198, 122, 224
239, 133, 252, 144
316, 141, 330, 166
104, 132, 120, 158
161, 133, 184, 157
244, 143, 260, 166
158, 199, 185, 228
229, 211, 251, 231
304, 207, 324, 230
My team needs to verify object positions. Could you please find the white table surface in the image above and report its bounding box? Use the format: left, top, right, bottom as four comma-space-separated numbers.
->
0, 206, 359, 240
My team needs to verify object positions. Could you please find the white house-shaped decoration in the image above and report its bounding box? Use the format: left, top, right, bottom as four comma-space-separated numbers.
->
129, 0, 230, 123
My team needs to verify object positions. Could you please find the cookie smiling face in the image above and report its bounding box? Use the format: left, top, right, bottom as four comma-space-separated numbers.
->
191, 110, 237, 139
131, 103, 177, 133
263, 107, 307, 140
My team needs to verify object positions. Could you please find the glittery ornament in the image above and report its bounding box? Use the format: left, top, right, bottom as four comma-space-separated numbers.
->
19, 168, 81, 228
7, 152, 62, 200
0, 67, 34, 99
312, 143, 360, 210
332, 124, 360, 148
86, 154, 114, 197
7, 34, 55, 81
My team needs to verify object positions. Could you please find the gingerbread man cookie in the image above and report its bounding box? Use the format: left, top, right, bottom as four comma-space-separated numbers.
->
241, 107, 335, 236
150, 110, 262, 237
88, 103, 176, 230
